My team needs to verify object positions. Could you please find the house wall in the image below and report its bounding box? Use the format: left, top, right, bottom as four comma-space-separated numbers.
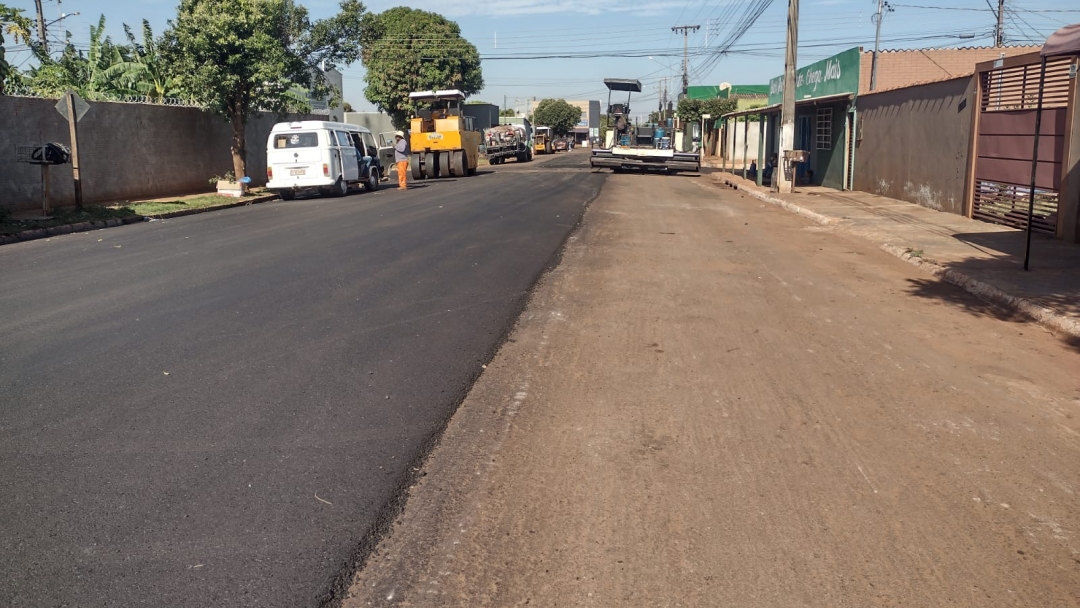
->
724, 120, 762, 165
853, 75, 975, 214
0, 95, 312, 212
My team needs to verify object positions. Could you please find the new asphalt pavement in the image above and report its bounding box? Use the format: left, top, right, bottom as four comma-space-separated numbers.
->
0, 152, 602, 607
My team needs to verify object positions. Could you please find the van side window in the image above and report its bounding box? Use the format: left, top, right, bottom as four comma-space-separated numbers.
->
335, 131, 352, 147
274, 132, 318, 148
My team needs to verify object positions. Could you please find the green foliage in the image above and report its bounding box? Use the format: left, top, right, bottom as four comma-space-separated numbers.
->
499, 108, 516, 117
675, 97, 738, 123
0, 3, 34, 94
102, 21, 181, 102
599, 114, 611, 142
208, 171, 236, 185
531, 98, 581, 136
163, 0, 366, 176
342, 101, 354, 112
26, 15, 144, 100
360, 7, 482, 129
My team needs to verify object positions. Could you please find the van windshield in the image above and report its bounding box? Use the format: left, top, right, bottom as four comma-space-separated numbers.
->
274, 132, 319, 149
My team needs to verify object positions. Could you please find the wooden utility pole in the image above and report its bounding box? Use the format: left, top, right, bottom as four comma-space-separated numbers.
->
65, 91, 83, 209
776, 0, 799, 194
671, 25, 700, 97
871, 0, 884, 91
995, 0, 1006, 47
34, 0, 49, 53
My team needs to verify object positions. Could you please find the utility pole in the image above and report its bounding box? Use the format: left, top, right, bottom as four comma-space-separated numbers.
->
776, 0, 799, 194
671, 25, 699, 97
995, 0, 1005, 46
870, 0, 893, 91
34, 0, 48, 53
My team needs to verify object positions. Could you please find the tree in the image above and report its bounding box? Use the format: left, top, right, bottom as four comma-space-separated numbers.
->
532, 98, 580, 136
104, 21, 180, 102
676, 97, 737, 123
164, 0, 366, 179
342, 101, 354, 112
499, 108, 515, 117
28, 15, 134, 100
359, 7, 482, 129
0, 4, 33, 95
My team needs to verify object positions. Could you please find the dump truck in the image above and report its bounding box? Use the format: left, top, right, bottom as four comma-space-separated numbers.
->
590, 79, 700, 173
408, 89, 481, 179
483, 124, 532, 164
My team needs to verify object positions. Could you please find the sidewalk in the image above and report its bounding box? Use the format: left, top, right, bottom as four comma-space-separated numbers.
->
708, 164, 1080, 339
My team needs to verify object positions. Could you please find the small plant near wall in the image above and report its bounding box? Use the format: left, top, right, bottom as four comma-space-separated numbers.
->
208, 171, 236, 186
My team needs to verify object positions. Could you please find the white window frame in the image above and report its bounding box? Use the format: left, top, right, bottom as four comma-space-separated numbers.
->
816, 108, 833, 150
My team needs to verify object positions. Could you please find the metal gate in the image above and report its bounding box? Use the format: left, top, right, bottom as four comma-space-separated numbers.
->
971, 55, 1074, 235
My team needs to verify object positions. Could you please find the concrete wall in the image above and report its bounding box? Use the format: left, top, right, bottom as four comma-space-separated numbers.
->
724, 120, 762, 165
1, 95, 313, 212
854, 75, 975, 214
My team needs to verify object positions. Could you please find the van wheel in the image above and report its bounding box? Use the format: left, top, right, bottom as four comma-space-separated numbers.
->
278, 190, 295, 201
333, 177, 348, 197
365, 169, 379, 192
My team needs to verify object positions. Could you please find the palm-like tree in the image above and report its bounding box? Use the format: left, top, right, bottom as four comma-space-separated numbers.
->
0, 3, 34, 94
104, 20, 180, 102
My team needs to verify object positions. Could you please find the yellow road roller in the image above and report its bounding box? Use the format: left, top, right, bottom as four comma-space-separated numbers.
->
408, 90, 481, 179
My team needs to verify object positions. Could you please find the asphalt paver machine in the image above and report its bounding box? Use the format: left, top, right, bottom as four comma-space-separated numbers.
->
590, 78, 700, 174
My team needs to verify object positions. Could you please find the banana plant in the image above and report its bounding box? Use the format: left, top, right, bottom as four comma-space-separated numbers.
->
103, 20, 180, 102
0, 3, 34, 95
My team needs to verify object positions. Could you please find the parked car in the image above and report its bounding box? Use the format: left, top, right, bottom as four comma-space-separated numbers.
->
553, 138, 569, 152
266, 121, 390, 200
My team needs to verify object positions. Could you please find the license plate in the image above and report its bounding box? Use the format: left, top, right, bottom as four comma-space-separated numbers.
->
290, 168, 305, 176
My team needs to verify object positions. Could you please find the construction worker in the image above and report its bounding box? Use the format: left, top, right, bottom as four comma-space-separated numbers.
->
394, 131, 410, 190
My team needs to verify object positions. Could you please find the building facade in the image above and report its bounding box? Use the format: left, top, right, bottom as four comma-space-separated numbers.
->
565, 100, 601, 143
721, 45, 1052, 195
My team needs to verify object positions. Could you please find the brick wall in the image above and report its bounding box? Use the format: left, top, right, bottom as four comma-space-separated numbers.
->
0, 96, 313, 212
859, 46, 1040, 92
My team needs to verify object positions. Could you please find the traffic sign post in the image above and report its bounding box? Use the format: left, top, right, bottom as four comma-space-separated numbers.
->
56, 91, 89, 209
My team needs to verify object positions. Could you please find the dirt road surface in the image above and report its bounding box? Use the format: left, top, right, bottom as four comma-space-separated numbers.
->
344, 169, 1080, 607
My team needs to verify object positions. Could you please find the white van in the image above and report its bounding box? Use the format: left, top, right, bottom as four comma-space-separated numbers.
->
266, 121, 391, 200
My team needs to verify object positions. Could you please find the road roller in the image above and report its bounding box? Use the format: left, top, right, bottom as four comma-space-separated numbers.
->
408, 89, 481, 179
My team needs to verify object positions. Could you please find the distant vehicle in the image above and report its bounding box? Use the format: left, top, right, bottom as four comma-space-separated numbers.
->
266, 121, 389, 199
407, 89, 481, 179
484, 124, 532, 164
590, 79, 700, 174
553, 138, 569, 152
534, 126, 554, 154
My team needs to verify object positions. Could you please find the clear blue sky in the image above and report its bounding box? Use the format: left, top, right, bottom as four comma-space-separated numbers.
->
6, 0, 1079, 118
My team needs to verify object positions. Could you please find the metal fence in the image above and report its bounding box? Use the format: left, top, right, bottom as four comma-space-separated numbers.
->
5, 86, 206, 108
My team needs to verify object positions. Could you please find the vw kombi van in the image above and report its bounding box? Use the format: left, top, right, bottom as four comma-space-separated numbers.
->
266, 121, 390, 199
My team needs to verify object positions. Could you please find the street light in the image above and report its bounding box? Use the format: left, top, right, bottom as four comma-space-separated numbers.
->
38, 11, 79, 54
45, 11, 79, 28
647, 56, 677, 117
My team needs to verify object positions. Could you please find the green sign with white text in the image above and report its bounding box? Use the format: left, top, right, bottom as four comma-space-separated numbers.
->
768, 47, 861, 106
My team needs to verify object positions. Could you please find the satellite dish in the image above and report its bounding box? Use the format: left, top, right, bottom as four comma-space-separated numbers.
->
719, 82, 731, 91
